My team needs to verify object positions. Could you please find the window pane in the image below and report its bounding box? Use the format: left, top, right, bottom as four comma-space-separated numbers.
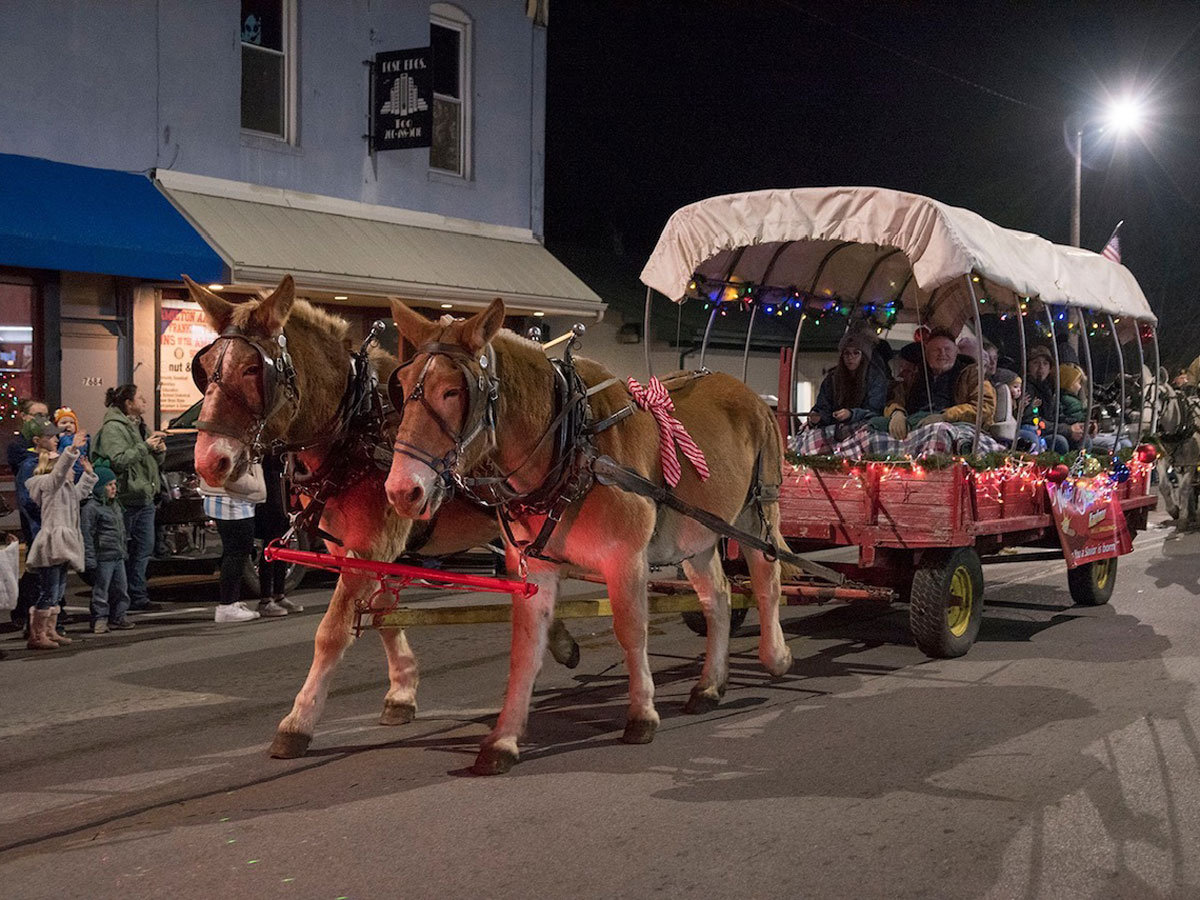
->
431, 24, 460, 99
0, 284, 35, 475
241, 0, 283, 51
431, 98, 462, 174
241, 46, 284, 135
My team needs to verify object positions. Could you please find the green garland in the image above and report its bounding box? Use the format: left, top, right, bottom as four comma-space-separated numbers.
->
784, 446, 1134, 473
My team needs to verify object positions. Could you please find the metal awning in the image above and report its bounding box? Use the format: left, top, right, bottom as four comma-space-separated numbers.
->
0, 153, 224, 282
155, 170, 605, 319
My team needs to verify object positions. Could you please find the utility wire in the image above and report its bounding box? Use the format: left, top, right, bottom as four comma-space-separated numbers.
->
778, 0, 1048, 114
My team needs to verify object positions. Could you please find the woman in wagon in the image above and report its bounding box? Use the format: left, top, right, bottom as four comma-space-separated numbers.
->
808, 325, 889, 428
883, 327, 995, 441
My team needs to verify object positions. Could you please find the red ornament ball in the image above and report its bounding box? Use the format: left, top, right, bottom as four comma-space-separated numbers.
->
1047, 464, 1070, 484
1136, 444, 1157, 464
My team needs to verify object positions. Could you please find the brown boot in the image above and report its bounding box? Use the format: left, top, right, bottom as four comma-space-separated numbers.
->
26, 609, 57, 650
46, 606, 72, 644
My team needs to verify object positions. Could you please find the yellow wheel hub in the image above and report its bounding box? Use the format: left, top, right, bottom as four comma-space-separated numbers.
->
1094, 558, 1113, 590
947, 565, 975, 637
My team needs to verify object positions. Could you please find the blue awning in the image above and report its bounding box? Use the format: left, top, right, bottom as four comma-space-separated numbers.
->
0, 153, 225, 282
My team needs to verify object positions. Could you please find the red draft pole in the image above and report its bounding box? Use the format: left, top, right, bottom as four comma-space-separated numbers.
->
264, 543, 538, 598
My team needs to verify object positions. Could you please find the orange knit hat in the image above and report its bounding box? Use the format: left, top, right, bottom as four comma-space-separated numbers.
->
53, 407, 78, 429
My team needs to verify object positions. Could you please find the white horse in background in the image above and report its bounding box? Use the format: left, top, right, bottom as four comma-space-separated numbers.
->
1156, 375, 1200, 528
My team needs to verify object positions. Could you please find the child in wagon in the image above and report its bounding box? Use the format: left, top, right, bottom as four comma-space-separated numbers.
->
81, 466, 134, 633
24, 432, 98, 649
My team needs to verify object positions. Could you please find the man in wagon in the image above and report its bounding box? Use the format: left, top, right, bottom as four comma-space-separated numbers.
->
885, 326, 995, 442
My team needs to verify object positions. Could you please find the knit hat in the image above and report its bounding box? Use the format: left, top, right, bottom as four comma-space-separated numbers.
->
1056, 340, 1080, 366
92, 466, 117, 500
898, 342, 924, 365
1027, 345, 1054, 367
1059, 363, 1086, 394
54, 407, 78, 429
838, 324, 878, 357
991, 366, 1019, 387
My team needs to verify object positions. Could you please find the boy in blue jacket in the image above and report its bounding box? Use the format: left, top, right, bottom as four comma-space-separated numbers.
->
81, 467, 134, 633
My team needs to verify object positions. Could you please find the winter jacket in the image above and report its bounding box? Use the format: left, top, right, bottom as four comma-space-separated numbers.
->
57, 432, 91, 481
887, 356, 996, 426
14, 449, 39, 541
810, 363, 889, 426
25, 446, 98, 571
92, 407, 164, 508
81, 492, 127, 570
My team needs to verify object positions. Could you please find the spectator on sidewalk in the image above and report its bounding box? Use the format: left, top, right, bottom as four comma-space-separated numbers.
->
91, 385, 166, 614
54, 407, 90, 481
81, 466, 134, 634
255, 452, 301, 617
24, 436, 97, 649
14, 415, 64, 634
6, 398, 49, 476
205, 490, 263, 624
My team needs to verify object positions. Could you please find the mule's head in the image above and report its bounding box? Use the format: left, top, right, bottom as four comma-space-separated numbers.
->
186, 274, 296, 487
384, 298, 505, 519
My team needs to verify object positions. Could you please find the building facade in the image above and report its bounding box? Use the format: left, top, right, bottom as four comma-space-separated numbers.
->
0, 0, 600, 444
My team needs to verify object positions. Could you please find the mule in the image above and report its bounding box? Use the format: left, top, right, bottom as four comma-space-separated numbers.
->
385, 298, 794, 775
185, 276, 578, 759
1156, 377, 1200, 528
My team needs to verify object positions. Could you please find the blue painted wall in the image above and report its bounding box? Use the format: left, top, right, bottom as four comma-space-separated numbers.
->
0, 0, 546, 235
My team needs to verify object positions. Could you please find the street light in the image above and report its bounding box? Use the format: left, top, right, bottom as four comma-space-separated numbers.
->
1069, 95, 1146, 248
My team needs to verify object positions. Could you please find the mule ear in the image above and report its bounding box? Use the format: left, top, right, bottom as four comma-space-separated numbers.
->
183, 274, 235, 333
462, 298, 506, 352
390, 298, 436, 347
249, 275, 296, 334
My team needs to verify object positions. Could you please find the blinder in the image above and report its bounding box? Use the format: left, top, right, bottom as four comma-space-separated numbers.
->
190, 325, 299, 457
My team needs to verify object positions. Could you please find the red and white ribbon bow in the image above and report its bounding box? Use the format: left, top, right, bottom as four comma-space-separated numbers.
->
626, 376, 710, 487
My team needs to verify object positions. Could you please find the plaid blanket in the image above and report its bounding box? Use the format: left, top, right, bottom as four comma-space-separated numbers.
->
791, 422, 1003, 458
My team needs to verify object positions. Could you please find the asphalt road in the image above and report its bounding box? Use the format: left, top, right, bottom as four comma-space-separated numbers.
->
2, 513, 1199, 900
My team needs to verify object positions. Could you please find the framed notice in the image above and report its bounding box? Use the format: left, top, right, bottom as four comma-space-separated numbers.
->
372, 47, 432, 150
159, 299, 217, 424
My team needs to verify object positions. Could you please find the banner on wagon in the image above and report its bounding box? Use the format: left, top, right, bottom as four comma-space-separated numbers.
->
1047, 481, 1132, 569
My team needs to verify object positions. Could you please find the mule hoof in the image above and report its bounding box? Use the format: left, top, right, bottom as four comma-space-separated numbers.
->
548, 635, 581, 669
764, 650, 794, 678
472, 745, 518, 776
561, 641, 581, 669
269, 730, 312, 759
379, 701, 417, 726
683, 688, 722, 715
621, 718, 658, 744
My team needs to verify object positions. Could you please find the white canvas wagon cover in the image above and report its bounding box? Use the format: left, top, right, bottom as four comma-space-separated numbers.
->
640, 187, 1155, 327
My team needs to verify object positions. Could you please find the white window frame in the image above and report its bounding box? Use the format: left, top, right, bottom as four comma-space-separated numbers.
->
430, 3, 472, 179
240, 0, 298, 144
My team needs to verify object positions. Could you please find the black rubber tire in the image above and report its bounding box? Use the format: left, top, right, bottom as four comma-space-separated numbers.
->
909, 547, 984, 659
1067, 556, 1117, 606
682, 607, 749, 636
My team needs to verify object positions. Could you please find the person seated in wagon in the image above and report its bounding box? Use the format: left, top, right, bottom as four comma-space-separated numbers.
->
1021, 344, 1082, 453
883, 326, 995, 439
806, 325, 889, 432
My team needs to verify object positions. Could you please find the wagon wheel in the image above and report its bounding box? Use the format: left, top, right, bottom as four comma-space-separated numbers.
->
681, 607, 749, 636
909, 547, 983, 659
1066, 557, 1117, 606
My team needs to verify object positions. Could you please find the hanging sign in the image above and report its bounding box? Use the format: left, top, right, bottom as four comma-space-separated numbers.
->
1047, 481, 1133, 568
372, 47, 432, 150
159, 300, 217, 424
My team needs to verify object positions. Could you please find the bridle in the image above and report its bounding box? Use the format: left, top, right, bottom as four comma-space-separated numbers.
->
191, 324, 300, 463
387, 340, 500, 495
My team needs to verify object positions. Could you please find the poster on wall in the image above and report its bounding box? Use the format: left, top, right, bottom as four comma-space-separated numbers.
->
159, 299, 217, 427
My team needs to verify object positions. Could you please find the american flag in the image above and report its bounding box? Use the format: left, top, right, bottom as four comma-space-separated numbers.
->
1101, 221, 1123, 263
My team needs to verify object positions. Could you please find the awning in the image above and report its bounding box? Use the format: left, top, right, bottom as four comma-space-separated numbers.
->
0, 153, 224, 282
155, 170, 606, 320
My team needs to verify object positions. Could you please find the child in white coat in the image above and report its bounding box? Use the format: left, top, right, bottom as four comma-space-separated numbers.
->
24, 436, 97, 649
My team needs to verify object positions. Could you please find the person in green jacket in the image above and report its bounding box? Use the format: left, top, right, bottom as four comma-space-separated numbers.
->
91, 384, 166, 613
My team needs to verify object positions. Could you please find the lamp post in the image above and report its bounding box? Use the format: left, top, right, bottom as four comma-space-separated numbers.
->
1068, 97, 1145, 248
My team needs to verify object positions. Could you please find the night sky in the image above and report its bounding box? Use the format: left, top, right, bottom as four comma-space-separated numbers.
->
544, 0, 1200, 367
